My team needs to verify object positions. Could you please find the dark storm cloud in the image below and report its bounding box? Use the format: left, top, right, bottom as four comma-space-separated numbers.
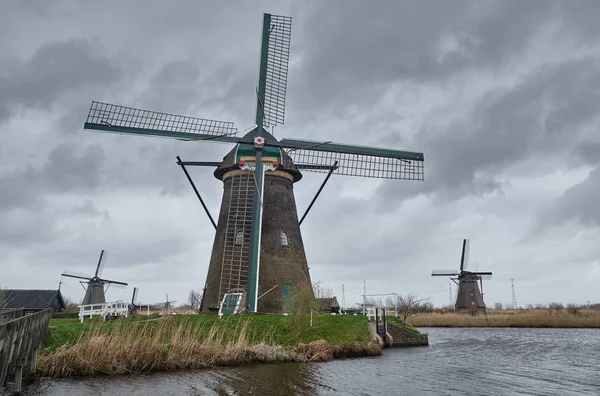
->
136, 59, 256, 124
0, 38, 122, 122
290, 1, 600, 116
0, 142, 105, 210
376, 55, 600, 203
0, 208, 58, 246
572, 142, 600, 166
538, 165, 600, 228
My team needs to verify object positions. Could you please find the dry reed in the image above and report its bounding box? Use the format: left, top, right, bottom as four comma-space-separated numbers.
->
38, 317, 381, 377
408, 309, 600, 328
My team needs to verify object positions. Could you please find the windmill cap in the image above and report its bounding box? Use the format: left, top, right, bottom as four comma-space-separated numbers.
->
213, 127, 303, 182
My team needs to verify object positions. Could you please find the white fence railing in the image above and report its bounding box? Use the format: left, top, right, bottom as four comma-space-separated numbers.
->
78, 301, 130, 323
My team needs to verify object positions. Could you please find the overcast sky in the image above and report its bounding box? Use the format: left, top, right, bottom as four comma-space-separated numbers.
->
1, 1, 599, 310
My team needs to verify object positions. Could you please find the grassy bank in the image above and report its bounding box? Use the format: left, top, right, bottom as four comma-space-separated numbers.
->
40, 314, 379, 377
407, 309, 600, 328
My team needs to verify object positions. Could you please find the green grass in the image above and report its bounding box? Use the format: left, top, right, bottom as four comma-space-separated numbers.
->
388, 317, 421, 334
43, 314, 371, 352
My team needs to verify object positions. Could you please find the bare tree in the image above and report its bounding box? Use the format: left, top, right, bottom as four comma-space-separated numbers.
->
494, 302, 503, 310
388, 293, 432, 321
548, 302, 564, 310
187, 289, 202, 313
312, 282, 333, 299
63, 296, 79, 313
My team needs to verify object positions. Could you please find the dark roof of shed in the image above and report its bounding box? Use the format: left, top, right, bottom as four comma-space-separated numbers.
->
1, 289, 65, 310
316, 297, 340, 309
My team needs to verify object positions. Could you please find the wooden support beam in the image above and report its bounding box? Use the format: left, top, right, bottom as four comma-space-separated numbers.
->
13, 365, 23, 396
0, 308, 52, 394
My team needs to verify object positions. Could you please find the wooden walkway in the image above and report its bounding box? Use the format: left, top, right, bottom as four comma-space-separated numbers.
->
0, 308, 52, 395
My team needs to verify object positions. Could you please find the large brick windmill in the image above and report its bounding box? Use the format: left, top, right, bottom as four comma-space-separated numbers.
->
83, 13, 424, 314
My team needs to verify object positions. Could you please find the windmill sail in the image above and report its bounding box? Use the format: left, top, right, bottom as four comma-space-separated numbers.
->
279, 139, 424, 180
82, 12, 426, 315
431, 270, 460, 276
85, 101, 238, 141
460, 239, 470, 271
256, 14, 292, 127
95, 249, 107, 277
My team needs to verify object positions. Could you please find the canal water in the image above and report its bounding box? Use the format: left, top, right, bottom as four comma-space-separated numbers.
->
6, 327, 600, 395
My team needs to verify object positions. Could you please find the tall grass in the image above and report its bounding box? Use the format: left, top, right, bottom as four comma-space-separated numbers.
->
408, 309, 600, 328
39, 316, 381, 377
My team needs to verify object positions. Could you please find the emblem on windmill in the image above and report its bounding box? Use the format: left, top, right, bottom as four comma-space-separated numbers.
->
61, 250, 128, 305
82, 13, 425, 314
432, 239, 493, 313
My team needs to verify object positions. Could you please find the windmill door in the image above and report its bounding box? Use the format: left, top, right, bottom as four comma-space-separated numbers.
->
219, 293, 243, 316
282, 283, 293, 312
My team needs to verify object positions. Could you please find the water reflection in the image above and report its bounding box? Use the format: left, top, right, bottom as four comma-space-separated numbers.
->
6, 328, 600, 396
209, 362, 320, 395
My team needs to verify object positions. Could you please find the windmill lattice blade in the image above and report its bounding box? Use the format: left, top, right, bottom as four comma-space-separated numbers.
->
100, 279, 128, 286
431, 270, 460, 276
261, 14, 292, 127
279, 139, 424, 180
461, 239, 470, 271
61, 272, 92, 281
132, 287, 139, 305
95, 249, 107, 277
85, 101, 238, 140
479, 274, 493, 281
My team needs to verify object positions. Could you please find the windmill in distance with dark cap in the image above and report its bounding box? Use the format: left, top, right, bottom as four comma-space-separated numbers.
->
431, 239, 493, 313
82, 13, 425, 314
61, 250, 128, 305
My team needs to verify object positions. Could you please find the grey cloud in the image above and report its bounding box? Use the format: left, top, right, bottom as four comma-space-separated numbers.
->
0, 200, 108, 248
289, 1, 600, 116
537, 165, 600, 228
0, 142, 105, 210
0, 208, 58, 246
70, 199, 110, 218
376, 55, 600, 203
0, 38, 122, 122
136, 59, 256, 124
572, 143, 600, 166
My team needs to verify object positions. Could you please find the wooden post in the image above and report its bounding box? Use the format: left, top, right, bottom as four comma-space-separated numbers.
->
382, 308, 387, 344
1, 308, 52, 394
13, 365, 23, 396
29, 348, 38, 372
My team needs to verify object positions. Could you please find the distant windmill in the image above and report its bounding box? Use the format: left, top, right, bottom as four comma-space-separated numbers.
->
128, 286, 140, 315
432, 239, 493, 313
157, 294, 177, 315
82, 13, 425, 314
61, 250, 128, 305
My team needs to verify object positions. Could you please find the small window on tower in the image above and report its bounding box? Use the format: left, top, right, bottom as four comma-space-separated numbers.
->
281, 231, 288, 247
235, 231, 244, 245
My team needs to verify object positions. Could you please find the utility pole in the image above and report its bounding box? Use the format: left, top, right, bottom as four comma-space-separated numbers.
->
342, 284, 345, 313
363, 280, 366, 316
511, 278, 517, 309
